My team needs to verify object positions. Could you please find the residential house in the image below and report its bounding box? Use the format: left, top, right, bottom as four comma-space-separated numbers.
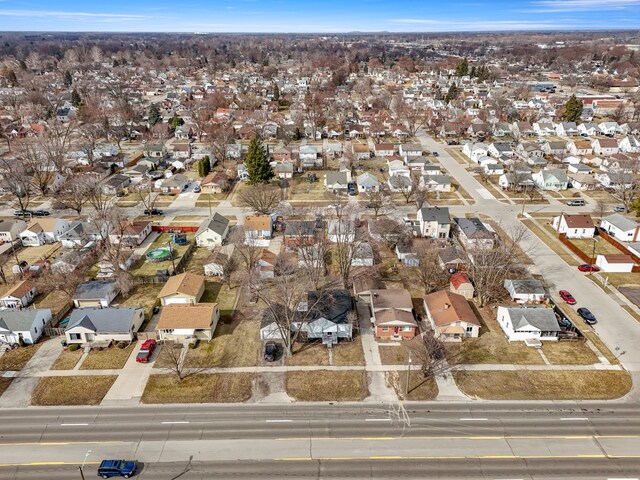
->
388, 159, 411, 178
598, 121, 619, 136
541, 140, 567, 157
462, 143, 489, 163
59, 221, 102, 249
532, 169, 569, 191
449, 272, 474, 299
454, 217, 495, 249
172, 142, 192, 159
420, 174, 452, 192
438, 244, 468, 271
158, 272, 206, 306
497, 306, 560, 342
551, 214, 595, 238
568, 173, 598, 191
256, 249, 277, 279
492, 123, 513, 138
567, 163, 593, 174
370, 289, 418, 340
498, 172, 536, 191
101, 174, 131, 195
328, 219, 356, 243
325, 171, 351, 193
0, 309, 51, 345
374, 143, 396, 157
284, 220, 320, 247
395, 241, 419, 267
352, 143, 371, 160
200, 171, 230, 193
619, 135, 640, 153
64, 307, 144, 345
533, 121, 556, 136
72, 281, 119, 308
203, 251, 229, 277
160, 174, 190, 194
109, 221, 152, 247
157, 303, 220, 341
244, 214, 274, 246
556, 122, 579, 136
398, 143, 422, 158
592, 138, 619, 156
299, 145, 321, 167
0, 280, 37, 309
388, 174, 412, 193
424, 290, 480, 341
20, 218, 71, 247
595, 254, 635, 273
356, 172, 380, 193
195, 213, 230, 248
504, 278, 546, 303
272, 146, 293, 162
0, 219, 26, 244
415, 206, 451, 239
352, 242, 374, 267
516, 142, 545, 165
568, 140, 593, 156
601, 214, 640, 242
291, 289, 354, 343
274, 162, 294, 179
511, 121, 535, 137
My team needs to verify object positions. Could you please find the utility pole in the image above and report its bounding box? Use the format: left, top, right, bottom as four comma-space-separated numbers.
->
405, 350, 412, 397
167, 239, 177, 274
79, 449, 91, 480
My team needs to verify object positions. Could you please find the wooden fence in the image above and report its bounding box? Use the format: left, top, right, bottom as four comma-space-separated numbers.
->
597, 227, 640, 270
133, 242, 195, 283
152, 225, 199, 233
558, 233, 595, 264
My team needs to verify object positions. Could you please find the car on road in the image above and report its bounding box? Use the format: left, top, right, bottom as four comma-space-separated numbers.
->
559, 290, 577, 305
264, 341, 277, 362
136, 339, 157, 363
447, 140, 459, 145
432, 151, 439, 157
144, 208, 164, 216
32, 210, 50, 216
567, 199, 585, 206
577, 307, 598, 325
613, 206, 626, 213
578, 264, 600, 272
97, 459, 137, 478
14, 209, 33, 217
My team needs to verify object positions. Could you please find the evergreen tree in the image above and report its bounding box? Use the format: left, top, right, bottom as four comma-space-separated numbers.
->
202, 156, 211, 176
148, 104, 161, 126
445, 83, 459, 104
70, 89, 82, 108
563, 95, 584, 123
273, 83, 280, 102
245, 136, 273, 184
455, 58, 469, 77
470, 66, 477, 78
63, 70, 73, 87
197, 158, 206, 177
169, 114, 184, 129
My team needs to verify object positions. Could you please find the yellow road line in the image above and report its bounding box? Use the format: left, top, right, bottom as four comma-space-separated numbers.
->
274, 454, 640, 462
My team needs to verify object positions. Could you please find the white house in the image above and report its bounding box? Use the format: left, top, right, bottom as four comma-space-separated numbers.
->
595, 254, 634, 273
0, 280, 37, 309
497, 306, 560, 342
195, 213, 230, 248
619, 135, 640, 153
0, 309, 51, 345
577, 123, 600, 136
356, 172, 380, 193
532, 169, 568, 191
568, 140, 593, 156
591, 138, 619, 156
462, 142, 489, 163
72, 281, 120, 308
600, 214, 640, 242
398, 143, 422, 158
20, 218, 71, 247
415, 206, 451, 238
503, 278, 546, 303
0, 219, 26, 244
64, 307, 144, 345
328, 220, 356, 243
551, 214, 595, 238
156, 303, 220, 341
420, 174, 451, 192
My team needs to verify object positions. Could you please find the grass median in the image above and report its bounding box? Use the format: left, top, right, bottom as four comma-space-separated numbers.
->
31, 376, 117, 406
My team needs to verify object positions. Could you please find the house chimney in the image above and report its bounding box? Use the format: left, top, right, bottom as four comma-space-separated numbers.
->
444, 303, 450, 309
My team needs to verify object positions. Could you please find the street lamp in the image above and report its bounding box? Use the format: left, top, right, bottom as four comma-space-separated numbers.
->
405, 350, 412, 397
78, 449, 91, 480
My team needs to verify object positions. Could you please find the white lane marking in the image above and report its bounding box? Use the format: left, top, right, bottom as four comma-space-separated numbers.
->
60, 423, 89, 426
161, 421, 190, 424
459, 418, 489, 421
265, 419, 293, 423
560, 417, 589, 421
365, 418, 392, 422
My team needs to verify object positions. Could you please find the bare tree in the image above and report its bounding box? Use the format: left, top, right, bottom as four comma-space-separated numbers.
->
0, 159, 31, 213
156, 341, 200, 381
21, 143, 56, 196
238, 184, 281, 214
38, 121, 74, 172
132, 181, 160, 213
365, 190, 394, 217
410, 240, 450, 293
207, 124, 236, 166
330, 199, 369, 288
294, 233, 329, 290
52, 176, 90, 215
221, 254, 239, 289
407, 331, 450, 379
231, 226, 263, 276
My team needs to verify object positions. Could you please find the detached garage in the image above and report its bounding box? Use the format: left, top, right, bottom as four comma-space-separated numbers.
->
72, 281, 120, 308
595, 254, 635, 273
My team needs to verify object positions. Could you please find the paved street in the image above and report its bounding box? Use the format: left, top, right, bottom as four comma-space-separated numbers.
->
1, 403, 640, 479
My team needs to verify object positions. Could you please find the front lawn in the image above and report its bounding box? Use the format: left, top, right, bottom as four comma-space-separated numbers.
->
286, 338, 365, 367
541, 341, 599, 365
80, 343, 135, 370
141, 373, 254, 403
286, 370, 369, 401
386, 371, 439, 401
31, 376, 116, 405
0, 344, 42, 371
50, 348, 84, 370
379, 346, 409, 365
453, 370, 632, 400
0, 378, 12, 396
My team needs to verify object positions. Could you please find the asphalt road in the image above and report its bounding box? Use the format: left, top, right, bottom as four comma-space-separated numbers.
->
1, 403, 640, 479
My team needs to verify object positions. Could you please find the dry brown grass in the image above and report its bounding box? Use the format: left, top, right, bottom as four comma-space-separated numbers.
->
286, 338, 365, 367
286, 370, 369, 401
386, 371, 439, 400
0, 378, 12, 396
572, 237, 622, 256
541, 341, 599, 365
453, 370, 632, 400
446, 307, 545, 365
31, 376, 117, 406
141, 373, 254, 403
0, 344, 42, 371
558, 305, 618, 364
50, 348, 84, 370
116, 284, 163, 320
521, 219, 581, 266
184, 318, 260, 368
80, 343, 135, 370
379, 346, 409, 365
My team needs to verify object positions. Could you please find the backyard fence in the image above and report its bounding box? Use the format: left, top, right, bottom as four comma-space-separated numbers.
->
152, 225, 199, 233
558, 233, 595, 264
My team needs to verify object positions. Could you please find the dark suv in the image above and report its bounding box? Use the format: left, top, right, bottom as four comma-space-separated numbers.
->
97, 459, 137, 478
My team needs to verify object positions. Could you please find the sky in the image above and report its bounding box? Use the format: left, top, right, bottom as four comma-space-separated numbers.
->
0, 0, 638, 32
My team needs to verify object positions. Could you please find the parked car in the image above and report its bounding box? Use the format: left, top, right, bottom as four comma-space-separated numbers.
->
144, 208, 164, 216
559, 290, 577, 305
136, 339, 157, 363
613, 206, 626, 213
577, 307, 598, 325
558, 317, 573, 328
32, 210, 50, 216
447, 140, 459, 145
14, 209, 33, 217
193, 185, 201, 193
432, 151, 439, 157
578, 264, 600, 272
567, 199, 585, 207
97, 459, 137, 478
264, 341, 277, 362
116, 190, 126, 198
347, 183, 356, 196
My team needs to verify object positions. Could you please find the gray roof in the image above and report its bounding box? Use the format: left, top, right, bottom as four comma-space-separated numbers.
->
66, 307, 140, 333
503, 307, 561, 333
326, 171, 349, 186
455, 217, 493, 240
285, 220, 317, 237
356, 172, 380, 187
59, 221, 98, 240
420, 206, 451, 225
603, 213, 638, 232
423, 174, 451, 185
196, 212, 229, 237
0, 309, 50, 332
73, 281, 118, 300
0, 219, 25, 233
504, 278, 545, 295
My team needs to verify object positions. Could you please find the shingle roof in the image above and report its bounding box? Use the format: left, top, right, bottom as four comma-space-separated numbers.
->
73, 281, 118, 300
503, 307, 560, 332
196, 213, 229, 237
65, 307, 140, 333
158, 272, 205, 299
0, 309, 49, 332
424, 290, 480, 327
157, 303, 216, 330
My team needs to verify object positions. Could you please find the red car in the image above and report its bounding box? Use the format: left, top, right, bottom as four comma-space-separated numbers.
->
559, 290, 576, 305
136, 339, 157, 363
578, 264, 600, 272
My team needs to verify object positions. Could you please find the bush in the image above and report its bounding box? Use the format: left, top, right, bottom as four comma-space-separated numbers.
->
188, 340, 199, 349
18, 338, 24, 347
68, 344, 80, 352
117, 342, 127, 349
